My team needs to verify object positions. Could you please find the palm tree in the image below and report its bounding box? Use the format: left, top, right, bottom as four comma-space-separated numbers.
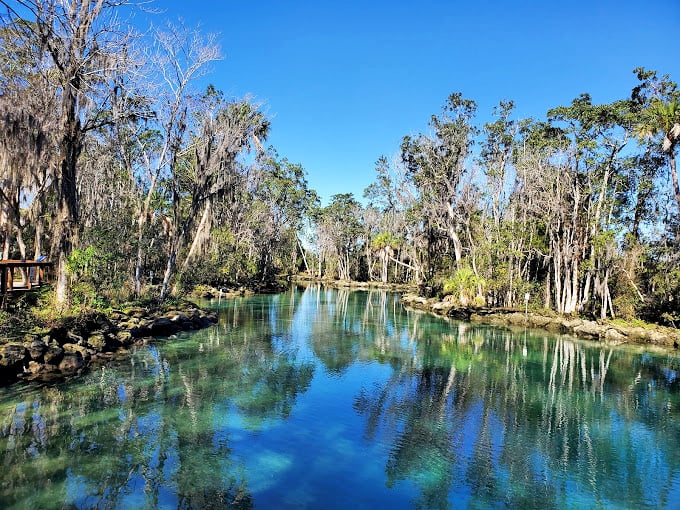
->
638, 99, 680, 211
371, 232, 399, 283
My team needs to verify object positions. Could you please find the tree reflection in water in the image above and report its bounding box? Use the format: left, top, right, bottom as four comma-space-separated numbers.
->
0, 287, 678, 509
0, 290, 313, 509
352, 301, 680, 509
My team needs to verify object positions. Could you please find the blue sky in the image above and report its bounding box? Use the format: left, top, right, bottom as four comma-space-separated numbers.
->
155, 0, 680, 205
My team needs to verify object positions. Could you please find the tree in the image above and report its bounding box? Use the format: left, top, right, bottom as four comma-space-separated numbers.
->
632, 68, 680, 212
1, 0, 138, 305
316, 194, 363, 281
401, 92, 478, 280
131, 22, 221, 297
158, 90, 269, 300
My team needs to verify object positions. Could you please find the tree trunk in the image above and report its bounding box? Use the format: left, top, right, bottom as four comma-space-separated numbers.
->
181, 199, 212, 272
160, 246, 177, 302
297, 236, 310, 274
33, 214, 44, 259
53, 123, 81, 306
669, 150, 680, 212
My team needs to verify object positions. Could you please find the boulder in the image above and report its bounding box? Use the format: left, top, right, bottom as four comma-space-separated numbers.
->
116, 330, 133, 345
43, 345, 64, 365
447, 308, 472, 321
605, 328, 627, 343
573, 321, 605, 340
528, 315, 554, 328
150, 317, 179, 336
25, 361, 43, 375
62, 343, 91, 360
166, 311, 190, 323
431, 301, 453, 313
505, 312, 527, 326
58, 353, 84, 373
0, 344, 29, 369
26, 339, 47, 360
86, 332, 110, 351
67, 330, 85, 344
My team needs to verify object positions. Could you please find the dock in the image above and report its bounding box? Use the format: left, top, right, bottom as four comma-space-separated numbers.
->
0, 259, 53, 305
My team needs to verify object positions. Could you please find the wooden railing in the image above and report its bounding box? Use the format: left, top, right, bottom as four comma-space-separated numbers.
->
0, 259, 53, 303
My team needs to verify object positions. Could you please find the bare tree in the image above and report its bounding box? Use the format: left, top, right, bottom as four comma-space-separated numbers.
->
131, 22, 221, 296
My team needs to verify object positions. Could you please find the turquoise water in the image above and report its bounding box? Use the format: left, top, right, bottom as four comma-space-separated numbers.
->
1, 287, 679, 509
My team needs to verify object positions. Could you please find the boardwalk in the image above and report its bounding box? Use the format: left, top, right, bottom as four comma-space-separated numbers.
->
0, 259, 53, 305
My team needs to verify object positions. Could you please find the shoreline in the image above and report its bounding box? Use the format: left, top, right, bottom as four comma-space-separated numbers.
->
400, 294, 680, 349
293, 278, 680, 349
0, 301, 218, 386
4, 281, 678, 386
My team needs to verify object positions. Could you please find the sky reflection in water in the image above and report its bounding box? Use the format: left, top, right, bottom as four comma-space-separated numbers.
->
0, 287, 679, 509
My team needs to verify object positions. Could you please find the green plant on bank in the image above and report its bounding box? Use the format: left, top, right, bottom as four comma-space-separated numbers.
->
442, 267, 486, 307
65, 246, 113, 312
608, 317, 654, 329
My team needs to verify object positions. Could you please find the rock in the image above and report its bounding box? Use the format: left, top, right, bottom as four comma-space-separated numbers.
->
151, 317, 179, 336
528, 315, 553, 328
573, 321, 604, 339
431, 301, 453, 312
506, 313, 527, 326
129, 325, 151, 338
62, 343, 91, 360
543, 318, 567, 332
605, 328, 627, 343
560, 318, 583, 331
648, 330, 673, 347
43, 345, 64, 365
25, 361, 43, 374
128, 308, 146, 319
116, 330, 133, 345
166, 311, 190, 323
86, 332, 107, 350
67, 331, 84, 345
447, 308, 472, 320
0, 343, 28, 366
58, 353, 84, 373
626, 327, 651, 342
26, 339, 47, 360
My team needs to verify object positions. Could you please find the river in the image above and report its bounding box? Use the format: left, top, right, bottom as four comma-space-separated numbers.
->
1, 287, 679, 509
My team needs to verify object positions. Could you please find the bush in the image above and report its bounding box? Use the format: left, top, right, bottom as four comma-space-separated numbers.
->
442, 267, 486, 306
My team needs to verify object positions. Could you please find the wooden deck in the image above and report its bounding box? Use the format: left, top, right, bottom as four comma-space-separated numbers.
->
0, 259, 53, 305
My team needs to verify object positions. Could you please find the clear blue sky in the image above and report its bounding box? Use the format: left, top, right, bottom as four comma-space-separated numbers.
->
154, 0, 680, 205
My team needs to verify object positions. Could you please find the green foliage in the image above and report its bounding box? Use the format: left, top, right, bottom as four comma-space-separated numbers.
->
66, 246, 98, 280
65, 246, 116, 310
371, 232, 400, 251
442, 267, 486, 306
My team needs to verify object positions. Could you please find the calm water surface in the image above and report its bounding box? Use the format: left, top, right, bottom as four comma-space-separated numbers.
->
1, 287, 679, 509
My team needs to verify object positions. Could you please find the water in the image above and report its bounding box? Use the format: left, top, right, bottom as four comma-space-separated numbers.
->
1, 287, 679, 509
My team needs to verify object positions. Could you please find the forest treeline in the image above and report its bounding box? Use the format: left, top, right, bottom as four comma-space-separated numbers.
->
0, 1, 679, 325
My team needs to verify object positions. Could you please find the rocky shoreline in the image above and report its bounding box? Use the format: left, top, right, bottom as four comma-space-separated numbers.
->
0, 302, 217, 385
291, 275, 417, 293
400, 294, 680, 349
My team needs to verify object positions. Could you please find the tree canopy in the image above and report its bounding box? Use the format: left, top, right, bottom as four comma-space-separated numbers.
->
0, 2, 677, 326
